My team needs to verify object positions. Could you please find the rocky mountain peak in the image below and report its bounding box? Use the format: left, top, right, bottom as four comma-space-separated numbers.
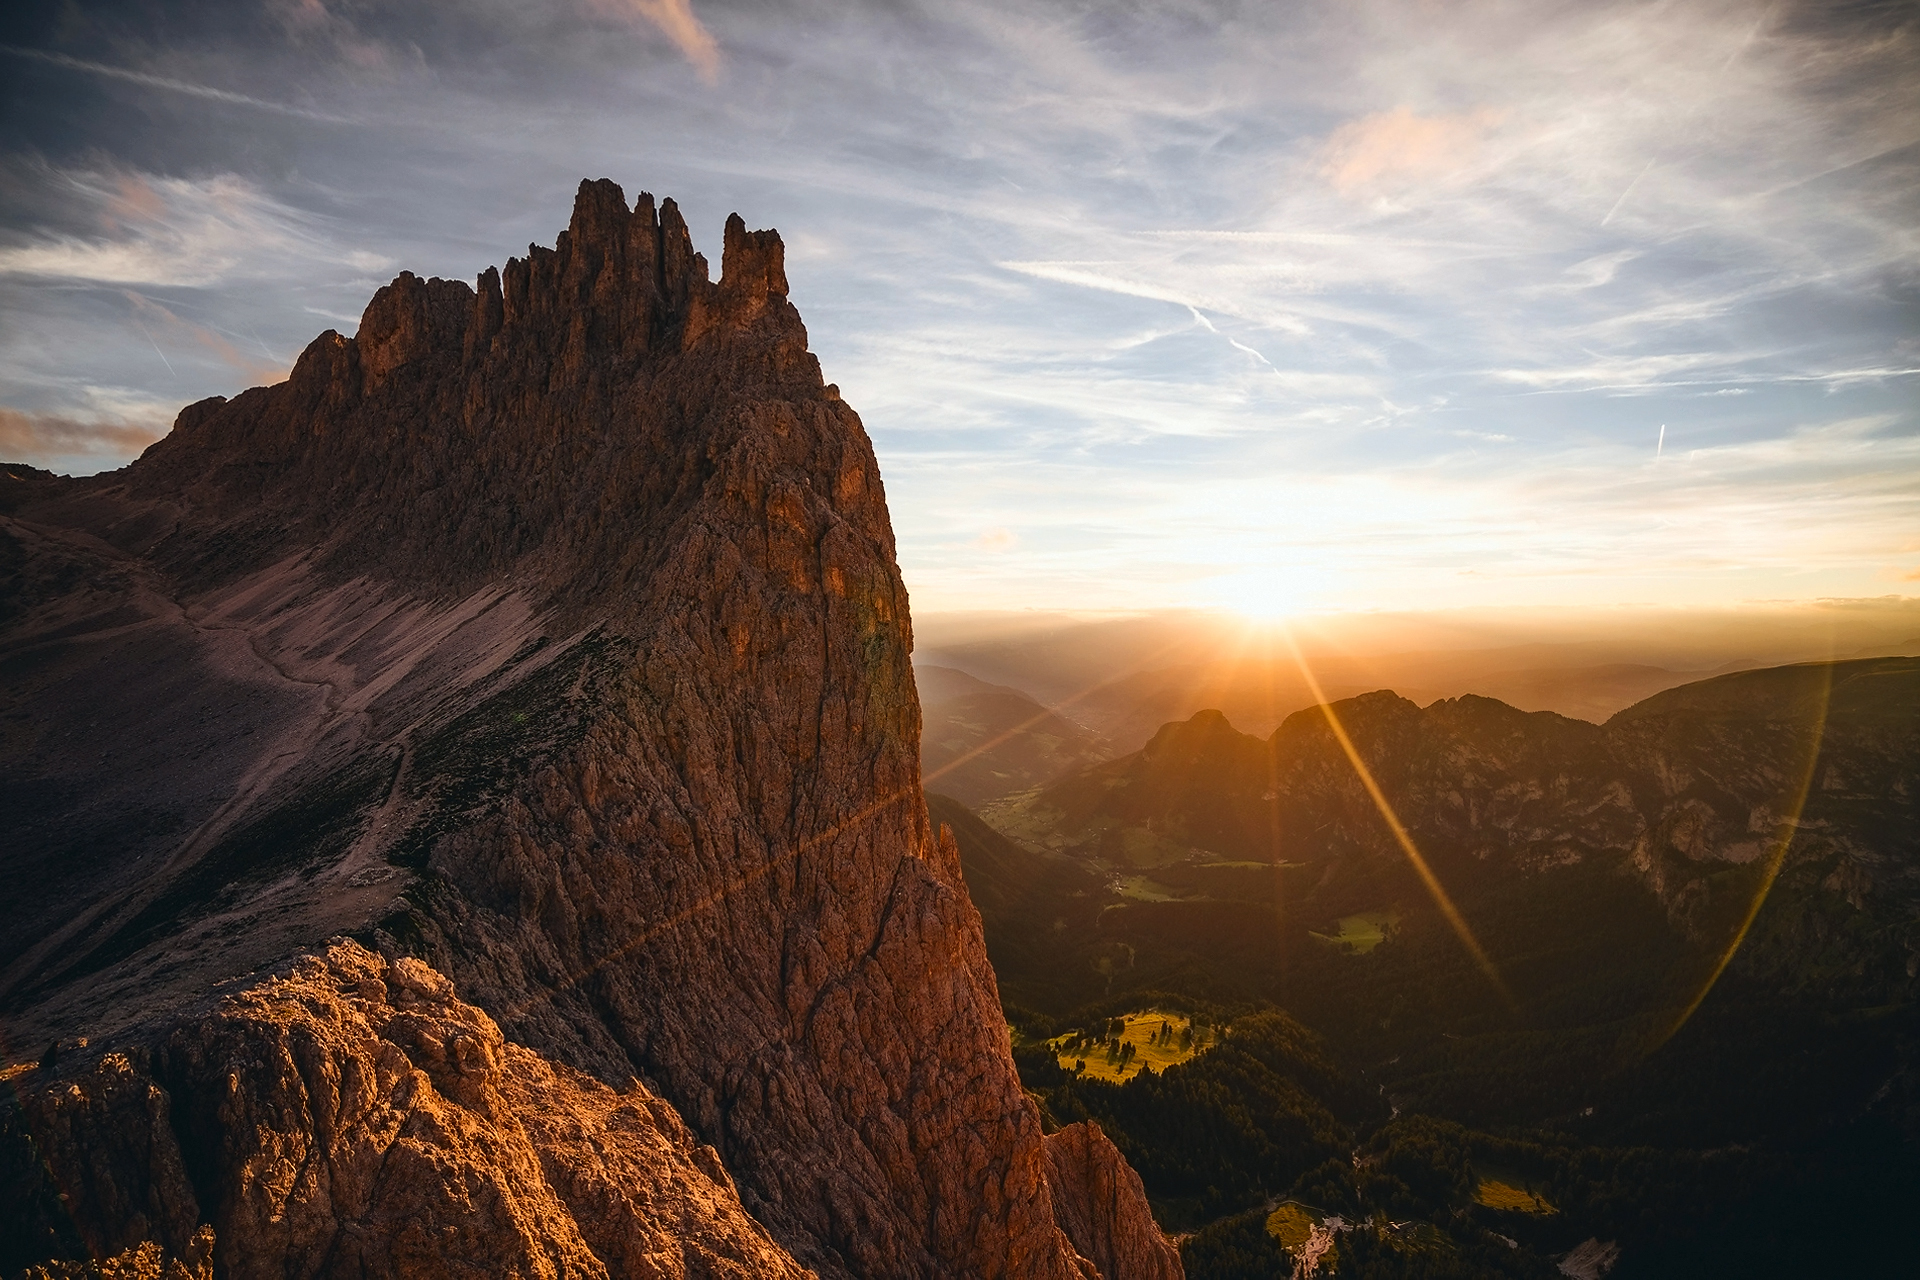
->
356, 270, 474, 391
0, 181, 1178, 1278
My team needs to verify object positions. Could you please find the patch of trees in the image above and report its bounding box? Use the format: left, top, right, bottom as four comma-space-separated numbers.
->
1021, 1011, 1364, 1218
1177, 1210, 1291, 1280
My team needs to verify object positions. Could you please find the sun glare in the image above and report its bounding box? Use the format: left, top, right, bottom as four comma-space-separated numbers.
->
1207, 566, 1321, 621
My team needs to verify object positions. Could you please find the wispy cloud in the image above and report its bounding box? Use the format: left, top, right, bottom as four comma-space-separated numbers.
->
0, 44, 354, 122
0, 167, 390, 288
0, 0, 1913, 603
587, 0, 721, 82
1318, 106, 1508, 196
121, 291, 287, 385
0, 405, 168, 465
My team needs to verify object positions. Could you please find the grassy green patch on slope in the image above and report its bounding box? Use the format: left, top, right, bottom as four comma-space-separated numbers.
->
1308, 909, 1397, 954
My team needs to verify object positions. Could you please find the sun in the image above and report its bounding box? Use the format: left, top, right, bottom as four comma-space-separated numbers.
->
1205, 565, 1321, 621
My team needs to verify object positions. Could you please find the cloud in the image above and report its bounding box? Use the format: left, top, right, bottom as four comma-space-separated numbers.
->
588, 0, 721, 82
269, 0, 407, 74
0, 44, 353, 122
1318, 106, 1507, 195
0, 406, 168, 465
0, 167, 391, 288
121, 291, 288, 385
0, 0, 1914, 611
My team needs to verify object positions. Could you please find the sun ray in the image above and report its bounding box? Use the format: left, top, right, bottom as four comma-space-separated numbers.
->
1185, 613, 1264, 720
1276, 625, 1512, 1003
920, 633, 1197, 790
500, 784, 920, 1022
1262, 631, 1289, 983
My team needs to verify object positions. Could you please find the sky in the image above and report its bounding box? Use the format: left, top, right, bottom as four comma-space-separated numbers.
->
1, 0, 1916, 617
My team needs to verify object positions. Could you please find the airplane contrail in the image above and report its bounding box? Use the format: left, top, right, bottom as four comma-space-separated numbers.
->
133, 318, 175, 377
1602, 160, 1656, 227
1657, 423, 1665, 459
0, 45, 354, 124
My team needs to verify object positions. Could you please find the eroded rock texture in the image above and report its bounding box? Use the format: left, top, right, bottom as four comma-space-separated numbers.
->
1044, 1124, 1181, 1280
1, 181, 1175, 1278
17, 943, 805, 1279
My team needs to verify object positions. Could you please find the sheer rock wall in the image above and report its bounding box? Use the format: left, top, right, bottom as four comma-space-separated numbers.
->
1, 181, 1176, 1279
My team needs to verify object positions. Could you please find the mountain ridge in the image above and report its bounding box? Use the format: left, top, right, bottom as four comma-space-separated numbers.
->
986, 657, 1919, 1000
915, 664, 1112, 807
0, 180, 1178, 1280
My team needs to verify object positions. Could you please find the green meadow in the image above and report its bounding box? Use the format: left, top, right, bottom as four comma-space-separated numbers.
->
1051, 1010, 1215, 1083
1308, 909, 1396, 954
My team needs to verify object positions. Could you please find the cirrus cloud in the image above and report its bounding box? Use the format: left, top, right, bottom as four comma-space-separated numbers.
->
0, 405, 168, 466
0, 167, 391, 288
1318, 106, 1509, 195
587, 0, 721, 83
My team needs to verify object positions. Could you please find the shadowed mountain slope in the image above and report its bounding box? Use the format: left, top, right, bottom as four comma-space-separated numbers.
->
990, 659, 1919, 1000
947, 663, 1919, 1276
916, 665, 1112, 807
0, 181, 1177, 1280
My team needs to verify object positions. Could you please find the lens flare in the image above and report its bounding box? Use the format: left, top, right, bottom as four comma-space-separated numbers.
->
501, 783, 918, 1022
1275, 626, 1512, 1003
1638, 660, 1834, 1056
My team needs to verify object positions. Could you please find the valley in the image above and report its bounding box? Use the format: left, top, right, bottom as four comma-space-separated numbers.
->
934, 656, 1920, 1276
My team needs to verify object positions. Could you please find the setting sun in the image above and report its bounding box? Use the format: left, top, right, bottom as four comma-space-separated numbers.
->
1204, 565, 1327, 621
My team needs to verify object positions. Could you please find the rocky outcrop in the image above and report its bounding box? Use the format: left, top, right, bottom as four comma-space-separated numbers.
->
1044, 1124, 1181, 1280
14, 942, 810, 1279
0, 181, 1174, 1277
3, 1054, 201, 1270
15, 1231, 213, 1280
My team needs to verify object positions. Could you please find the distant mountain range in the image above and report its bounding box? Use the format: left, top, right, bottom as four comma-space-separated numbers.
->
979, 656, 1918, 999
930, 655, 1919, 1275
919, 612, 1920, 749
916, 664, 1113, 806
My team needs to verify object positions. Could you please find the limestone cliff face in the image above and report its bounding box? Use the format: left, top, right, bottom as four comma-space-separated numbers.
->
15, 942, 806, 1279
0, 181, 1176, 1278
1043, 1124, 1181, 1280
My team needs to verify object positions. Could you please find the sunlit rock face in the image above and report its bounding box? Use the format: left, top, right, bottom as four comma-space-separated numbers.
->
0, 181, 1177, 1279
13, 942, 809, 1279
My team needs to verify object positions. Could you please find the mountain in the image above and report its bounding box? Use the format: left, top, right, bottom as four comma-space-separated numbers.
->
0, 181, 1177, 1280
948, 660, 1919, 1275
926, 793, 1108, 1015
989, 658, 1919, 997
915, 611, 1914, 744
916, 665, 1112, 806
